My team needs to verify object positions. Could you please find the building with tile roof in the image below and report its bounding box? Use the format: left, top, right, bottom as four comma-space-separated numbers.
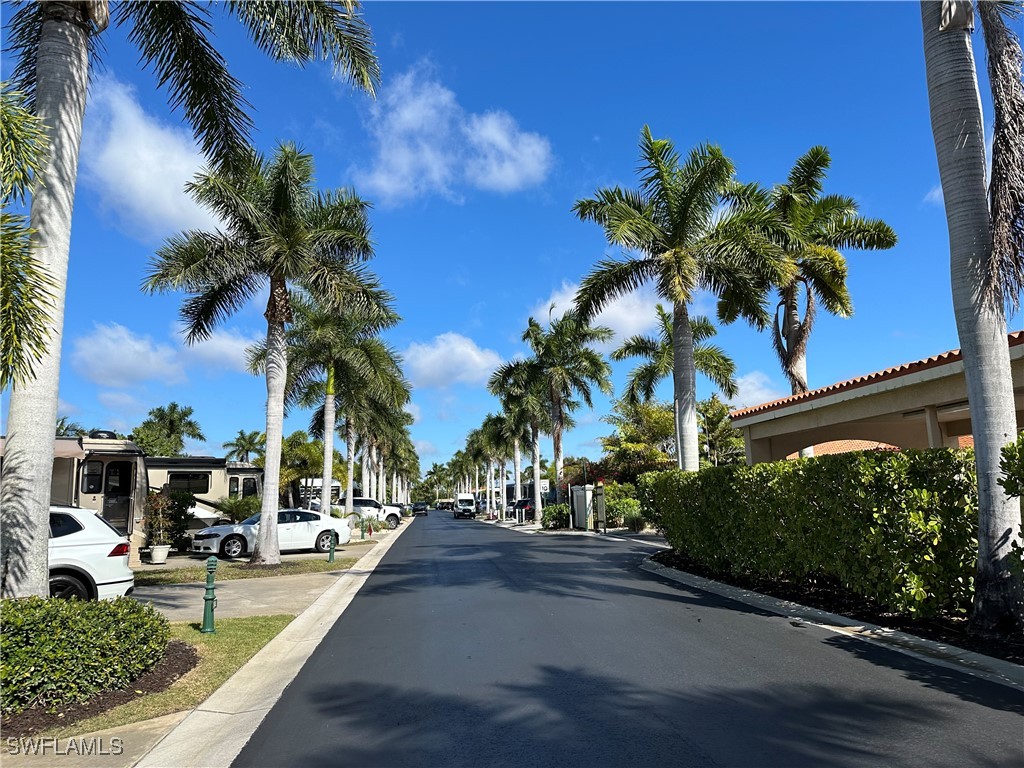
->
731, 332, 1024, 463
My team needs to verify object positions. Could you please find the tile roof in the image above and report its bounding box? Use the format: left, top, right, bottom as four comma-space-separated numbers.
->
730, 331, 1024, 421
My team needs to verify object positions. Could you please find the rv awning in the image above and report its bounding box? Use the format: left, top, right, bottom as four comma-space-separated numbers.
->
0, 437, 87, 460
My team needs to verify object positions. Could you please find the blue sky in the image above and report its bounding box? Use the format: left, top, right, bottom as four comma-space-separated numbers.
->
2, 2, 1017, 470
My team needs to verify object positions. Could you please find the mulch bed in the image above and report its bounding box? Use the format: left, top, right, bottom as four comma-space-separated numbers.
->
651, 549, 1024, 665
1, 640, 200, 738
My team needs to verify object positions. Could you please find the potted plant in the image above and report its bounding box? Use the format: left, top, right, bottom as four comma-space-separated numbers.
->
145, 490, 173, 564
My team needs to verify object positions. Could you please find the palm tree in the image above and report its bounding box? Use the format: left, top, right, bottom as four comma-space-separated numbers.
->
2, 0, 379, 597
147, 402, 206, 453
574, 126, 787, 472
223, 430, 264, 463
731, 147, 896, 400
697, 395, 745, 468
54, 416, 86, 437
1, 81, 53, 392
492, 360, 553, 514
145, 143, 374, 566
269, 286, 400, 516
921, 0, 1023, 634
507, 312, 612, 504
613, 306, 737, 406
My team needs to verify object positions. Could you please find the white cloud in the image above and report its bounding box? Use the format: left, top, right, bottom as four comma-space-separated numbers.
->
407, 402, 422, 424
403, 333, 502, 389
72, 323, 185, 388
529, 280, 661, 347
727, 371, 787, 409
57, 399, 79, 416
414, 439, 437, 457
923, 185, 943, 206
178, 326, 264, 375
97, 390, 145, 415
354, 63, 552, 205
81, 76, 218, 241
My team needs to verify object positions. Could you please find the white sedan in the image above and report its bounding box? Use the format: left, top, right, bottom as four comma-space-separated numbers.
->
191, 509, 351, 559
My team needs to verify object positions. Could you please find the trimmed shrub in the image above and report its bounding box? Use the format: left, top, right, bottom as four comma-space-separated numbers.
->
639, 449, 986, 617
1, 597, 169, 716
999, 432, 1024, 499
541, 503, 570, 529
607, 497, 641, 530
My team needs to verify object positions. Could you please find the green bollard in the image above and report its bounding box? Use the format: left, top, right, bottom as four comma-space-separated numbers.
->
328, 529, 336, 563
201, 556, 218, 634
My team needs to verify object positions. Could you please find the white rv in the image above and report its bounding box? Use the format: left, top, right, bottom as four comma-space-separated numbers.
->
145, 456, 263, 529
0, 431, 149, 563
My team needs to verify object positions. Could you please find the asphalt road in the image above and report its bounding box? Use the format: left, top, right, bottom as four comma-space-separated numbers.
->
233, 514, 1023, 768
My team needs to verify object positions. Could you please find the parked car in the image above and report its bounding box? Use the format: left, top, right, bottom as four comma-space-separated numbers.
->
349, 497, 403, 529
191, 509, 351, 559
412, 501, 429, 515
49, 505, 135, 600
511, 498, 540, 521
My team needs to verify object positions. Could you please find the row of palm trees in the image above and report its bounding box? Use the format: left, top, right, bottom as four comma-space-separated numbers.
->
1, 1, 384, 591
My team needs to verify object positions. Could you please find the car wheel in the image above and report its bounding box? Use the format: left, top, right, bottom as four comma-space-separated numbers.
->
50, 573, 90, 600
315, 530, 335, 553
386, 515, 399, 529
220, 535, 246, 559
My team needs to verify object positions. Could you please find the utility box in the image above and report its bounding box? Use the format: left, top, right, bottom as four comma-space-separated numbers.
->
570, 485, 594, 529
593, 484, 606, 532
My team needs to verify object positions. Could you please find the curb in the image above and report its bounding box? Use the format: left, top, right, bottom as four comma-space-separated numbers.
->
640, 558, 1024, 693
134, 522, 413, 768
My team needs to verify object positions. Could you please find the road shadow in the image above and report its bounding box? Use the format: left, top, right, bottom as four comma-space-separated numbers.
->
235, 664, 1018, 768
821, 633, 1024, 715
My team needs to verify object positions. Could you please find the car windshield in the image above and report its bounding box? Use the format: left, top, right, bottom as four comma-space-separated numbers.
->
241, 514, 261, 526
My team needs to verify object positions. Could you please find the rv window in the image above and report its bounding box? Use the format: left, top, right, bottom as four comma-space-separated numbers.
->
167, 472, 210, 494
242, 478, 258, 498
229, 477, 239, 498
83, 461, 103, 494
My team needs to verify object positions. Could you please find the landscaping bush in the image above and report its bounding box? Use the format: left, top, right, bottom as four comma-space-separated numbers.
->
1, 597, 169, 716
607, 497, 642, 530
601, 482, 637, 527
541, 503, 570, 529
998, 432, 1024, 499
638, 449, 986, 617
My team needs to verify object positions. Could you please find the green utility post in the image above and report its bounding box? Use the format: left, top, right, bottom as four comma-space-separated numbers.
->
201, 556, 218, 634
328, 529, 336, 563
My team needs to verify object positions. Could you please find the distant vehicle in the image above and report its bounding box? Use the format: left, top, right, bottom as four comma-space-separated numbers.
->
191, 509, 350, 559
511, 498, 540, 521
454, 493, 476, 519
437, 498, 454, 511
49, 505, 135, 600
412, 501, 429, 515
350, 497, 403, 529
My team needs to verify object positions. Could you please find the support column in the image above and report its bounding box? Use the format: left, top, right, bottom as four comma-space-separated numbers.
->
924, 405, 943, 448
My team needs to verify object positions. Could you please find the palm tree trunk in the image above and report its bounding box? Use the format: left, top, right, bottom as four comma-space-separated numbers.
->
552, 392, 566, 503
320, 367, 336, 515
532, 425, 543, 520
672, 301, 700, 471
486, 458, 494, 516
500, 459, 507, 515
922, 0, 1022, 634
0, 4, 91, 598
345, 418, 356, 518
514, 438, 522, 502
251, 282, 289, 565
783, 286, 814, 458
377, 452, 386, 504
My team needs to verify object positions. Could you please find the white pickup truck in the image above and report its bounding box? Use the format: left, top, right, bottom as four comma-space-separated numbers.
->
349, 497, 403, 529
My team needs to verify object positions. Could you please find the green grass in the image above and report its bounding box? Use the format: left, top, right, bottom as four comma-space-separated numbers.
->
45, 615, 294, 738
135, 557, 359, 586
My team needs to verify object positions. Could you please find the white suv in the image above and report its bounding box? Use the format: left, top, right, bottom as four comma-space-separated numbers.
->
49, 506, 135, 600
349, 497, 403, 529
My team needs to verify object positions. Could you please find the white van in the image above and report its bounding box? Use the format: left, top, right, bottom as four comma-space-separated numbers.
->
454, 493, 476, 519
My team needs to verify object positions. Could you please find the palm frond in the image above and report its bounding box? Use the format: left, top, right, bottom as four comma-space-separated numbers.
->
575, 256, 660, 321
786, 146, 830, 198
117, 1, 253, 169
611, 334, 660, 362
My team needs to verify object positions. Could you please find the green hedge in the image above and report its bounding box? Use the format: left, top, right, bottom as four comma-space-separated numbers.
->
1, 597, 169, 716
638, 449, 985, 617
541, 503, 570, 529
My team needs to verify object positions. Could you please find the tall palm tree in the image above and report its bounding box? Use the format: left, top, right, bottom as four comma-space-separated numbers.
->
512, 312, 612, 503
145, 143, 374, 566
492, 359, 553, 514
54, 416, 86, 437
270, 286, 399, 515
2, 0, 379, 597
612, 306, 737, 406
731, 147, 896, 401
1, 81, 53, 392
223, 430, 264, 463
921, 0, 1024, 634
574, 126, 787, 472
